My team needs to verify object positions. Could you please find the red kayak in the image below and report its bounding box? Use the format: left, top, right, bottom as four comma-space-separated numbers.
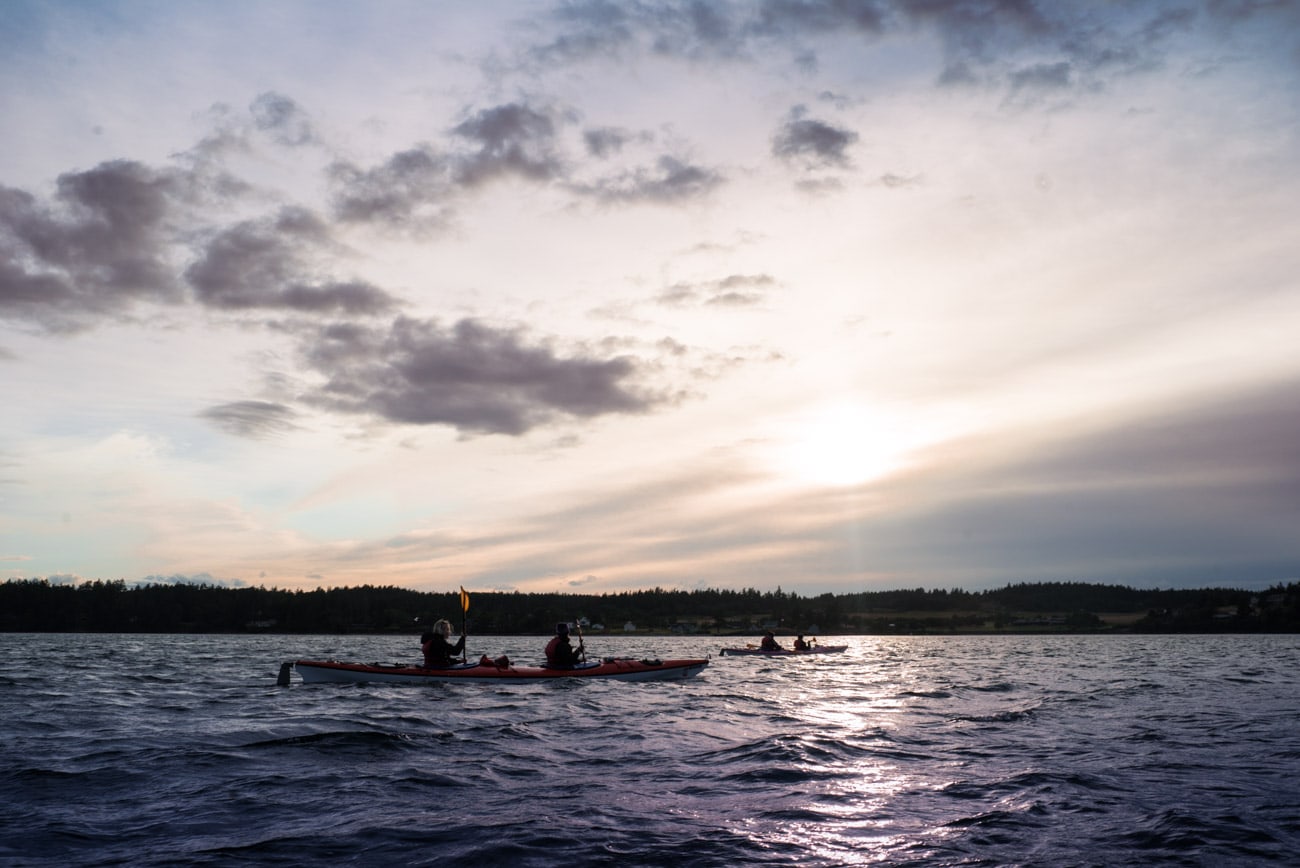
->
283, 656, 708, 685
718, 644, 848, 657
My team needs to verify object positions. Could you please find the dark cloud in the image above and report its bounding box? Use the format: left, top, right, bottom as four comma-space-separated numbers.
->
199, 401, 300, 439
297, 316, 662, 435
753, 0, 890, 36
1007, 60, 1074, 97
0, 161, 185, 330
772, 107, 857, 168
329, 146, 453, 227
250, 91, 318, 147
572, 155, 724, 204
534, 0, 746, 64
532, 0, 639, 64
331, 99, 721, 220
328, 102, 570, 227
449, 102, 568, 187
529, 1, 1250, 100
184, 207, 399, 314
583, 126, 651, 158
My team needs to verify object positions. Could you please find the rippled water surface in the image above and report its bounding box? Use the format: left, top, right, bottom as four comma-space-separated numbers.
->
3, 633, 1298, 866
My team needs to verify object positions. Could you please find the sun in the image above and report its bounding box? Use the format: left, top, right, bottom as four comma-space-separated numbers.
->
777, 403, 917, 487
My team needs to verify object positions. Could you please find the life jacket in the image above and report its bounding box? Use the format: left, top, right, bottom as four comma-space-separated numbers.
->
422, 634, 462, 668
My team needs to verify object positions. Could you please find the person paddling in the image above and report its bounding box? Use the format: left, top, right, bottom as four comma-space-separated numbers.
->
759, 631, 783, 652
544, 622, 584, 668
420, 618, 465, 668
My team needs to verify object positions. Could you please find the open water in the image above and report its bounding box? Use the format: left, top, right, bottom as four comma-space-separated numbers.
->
1, 633, 1298, 867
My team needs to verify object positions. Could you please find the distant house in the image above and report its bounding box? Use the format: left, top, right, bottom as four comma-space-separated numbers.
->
623, 621, 637, 632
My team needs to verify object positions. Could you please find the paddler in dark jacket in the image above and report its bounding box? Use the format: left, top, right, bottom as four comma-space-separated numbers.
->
759, 631, 783, 652
544, 622, 583, 667
420, 619, 465, 668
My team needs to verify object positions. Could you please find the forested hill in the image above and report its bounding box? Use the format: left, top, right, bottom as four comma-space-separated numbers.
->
3, 579, 1297, 634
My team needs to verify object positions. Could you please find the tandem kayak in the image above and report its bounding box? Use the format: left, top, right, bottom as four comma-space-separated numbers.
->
718, 644, 848, 657
282, 656, 709, 685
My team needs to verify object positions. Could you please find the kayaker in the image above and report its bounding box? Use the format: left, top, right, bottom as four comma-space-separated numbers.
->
759, 631, 783, 652
544, 622, 584, 667
793, 634, 809, 651
420, 618, 465, 668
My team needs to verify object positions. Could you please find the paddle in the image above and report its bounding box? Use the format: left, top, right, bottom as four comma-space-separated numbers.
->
574, 619, 587, 663
459, 585, 470, 663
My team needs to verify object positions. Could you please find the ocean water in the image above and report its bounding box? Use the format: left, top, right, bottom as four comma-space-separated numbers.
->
2, 633, 1297, 867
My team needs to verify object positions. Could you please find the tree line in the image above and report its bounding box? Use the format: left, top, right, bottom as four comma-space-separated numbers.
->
2, 578, 1297, 634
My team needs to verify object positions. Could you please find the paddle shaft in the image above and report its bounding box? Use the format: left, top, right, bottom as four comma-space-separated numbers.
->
460, 589, 469, 663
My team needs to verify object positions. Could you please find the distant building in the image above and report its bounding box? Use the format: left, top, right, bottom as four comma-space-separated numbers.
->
623, 621, 636, 632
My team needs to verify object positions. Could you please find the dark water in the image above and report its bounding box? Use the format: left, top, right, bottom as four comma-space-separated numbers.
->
2, 633, 1298, 866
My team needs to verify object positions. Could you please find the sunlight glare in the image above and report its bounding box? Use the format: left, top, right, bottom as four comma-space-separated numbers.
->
779, 403, 918, 487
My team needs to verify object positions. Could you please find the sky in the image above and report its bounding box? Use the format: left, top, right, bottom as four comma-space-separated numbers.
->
2, 0, 1299, 597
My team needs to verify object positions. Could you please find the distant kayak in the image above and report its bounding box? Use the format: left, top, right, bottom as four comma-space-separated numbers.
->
718, 644, 848, 657
283, 656, 708, 684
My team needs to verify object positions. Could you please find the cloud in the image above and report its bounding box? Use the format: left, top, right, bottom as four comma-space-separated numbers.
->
0, 161, 187, 330
327, 101, 571, 227
583, 125, 653, 158
199, 401, 300, 439
571, 154, 724, 204
249, 91, 318, 147
331, 98, 723, 223
532, 0, 748, 65
526, 1, 1269, 102
656, 273, 776, 308
297, 316, 664, 435
1006, 61, 1074, 103
184, 207, 400, 314
449, 102, 569, 187
772, 106, 858, 169
329, 146, 454, 228
853, 378, 1300, 587
135, 572, 249, 588
879, 172, 922, 188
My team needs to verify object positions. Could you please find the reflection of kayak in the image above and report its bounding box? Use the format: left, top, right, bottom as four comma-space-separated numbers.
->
718, 645, 849, 657
283, 656, 708, 684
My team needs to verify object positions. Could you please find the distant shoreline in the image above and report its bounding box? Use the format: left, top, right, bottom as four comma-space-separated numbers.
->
3, 627, 1297, 636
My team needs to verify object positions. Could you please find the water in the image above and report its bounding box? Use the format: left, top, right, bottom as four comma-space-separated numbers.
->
2, 633, 1297, 866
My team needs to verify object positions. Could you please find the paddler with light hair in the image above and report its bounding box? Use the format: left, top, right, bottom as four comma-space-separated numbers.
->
420, 618, 465, 668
